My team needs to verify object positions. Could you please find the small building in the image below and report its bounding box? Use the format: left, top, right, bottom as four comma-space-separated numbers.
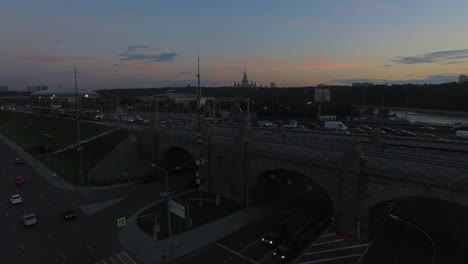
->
459, 74, 468, 83
27, 86, 48, 93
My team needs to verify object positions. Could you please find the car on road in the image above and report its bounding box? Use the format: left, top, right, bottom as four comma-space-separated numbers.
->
397, 131, 417, 137
10, 194, 23, 204
11, 158, 23, 164
308, 123, 320, 129
273, 235, 298, 261
60, 210, 77, 220
420, 126, 436, 131
422, 134, 442, 140
138, 174, 158, 184
262, 224, 287, 245
379, 126, 394, 134
160, 189, 176, 198
392, 128, 406, 134
358, 125, 373, 132
15, 176, 25, 185
349, 128, 367, 134
21, 213, 38, 226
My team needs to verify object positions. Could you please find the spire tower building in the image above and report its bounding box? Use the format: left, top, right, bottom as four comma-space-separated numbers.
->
234, 68, 257, 88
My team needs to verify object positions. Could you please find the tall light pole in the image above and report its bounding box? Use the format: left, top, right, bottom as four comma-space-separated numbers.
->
196, 57, 201, 127
389, 214, 435, 264
152, 164, 180, 258
75, 68, 85, 187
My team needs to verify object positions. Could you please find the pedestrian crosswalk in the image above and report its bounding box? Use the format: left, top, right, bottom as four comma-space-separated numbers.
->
294, 232, 368, 264
94, 251, 138, 264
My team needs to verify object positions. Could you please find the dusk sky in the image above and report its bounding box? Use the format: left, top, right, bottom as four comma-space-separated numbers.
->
2, 0, 468, 90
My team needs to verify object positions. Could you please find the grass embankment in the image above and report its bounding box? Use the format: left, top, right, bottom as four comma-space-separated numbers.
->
0, 111, 111, 154
0, 110, 129, 185
40, 129, 129, 185
137, 191, 242, 239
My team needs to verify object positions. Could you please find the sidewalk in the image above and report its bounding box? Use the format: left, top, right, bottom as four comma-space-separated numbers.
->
0, 133, 135, 191
119, 201, 276, 264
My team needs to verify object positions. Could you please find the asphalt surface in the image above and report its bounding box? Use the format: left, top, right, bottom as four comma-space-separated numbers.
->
0, 140, 193, 264
174, 200, 330, 264
360, 198, 468, 264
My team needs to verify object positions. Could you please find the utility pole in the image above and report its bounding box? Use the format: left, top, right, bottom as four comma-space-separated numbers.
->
196, 57, 201, 127
75, 68, 85, 188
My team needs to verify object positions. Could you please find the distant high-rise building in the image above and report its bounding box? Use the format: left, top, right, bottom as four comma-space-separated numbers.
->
27, 85, 48, 93
234, 69, 256, 88
459, 74, 468, 83
270, 82, 277, 88
352, 82, 374, 87
0, 86, 8, 92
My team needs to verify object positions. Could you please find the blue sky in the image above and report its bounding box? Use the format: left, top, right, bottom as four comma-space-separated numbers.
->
1, 0, 468, 90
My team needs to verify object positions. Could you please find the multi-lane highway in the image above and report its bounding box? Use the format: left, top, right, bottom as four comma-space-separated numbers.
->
0, 139, 192, 264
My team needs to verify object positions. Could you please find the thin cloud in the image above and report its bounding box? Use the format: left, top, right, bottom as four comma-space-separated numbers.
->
393, 49, 468, 64
119, 46, 178, 63
382, 64, 392, 67
295, 63, 359, 70
178, 71, 193, 75
333, 74, 459, 85
126, 64, 169, 70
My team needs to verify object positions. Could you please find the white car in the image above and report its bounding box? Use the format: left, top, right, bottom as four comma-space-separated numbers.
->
10, 194, 23, 204
21, 213, 38, 226
160, 189, 176, 198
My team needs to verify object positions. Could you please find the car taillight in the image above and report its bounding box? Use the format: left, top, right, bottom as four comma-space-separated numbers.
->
65, 216, 68, 218
73, 214, 76, 216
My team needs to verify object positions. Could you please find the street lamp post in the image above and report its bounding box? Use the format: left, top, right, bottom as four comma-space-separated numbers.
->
389, 214, 435, 264
151, 164, 180, 258
43, 133, 54, 166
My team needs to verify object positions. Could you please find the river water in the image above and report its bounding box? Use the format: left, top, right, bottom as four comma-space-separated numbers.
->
390, 110, 468, 125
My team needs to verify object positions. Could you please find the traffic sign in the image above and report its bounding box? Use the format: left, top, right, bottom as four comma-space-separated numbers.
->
154, 223, 160, 232
117, 217, 126, 227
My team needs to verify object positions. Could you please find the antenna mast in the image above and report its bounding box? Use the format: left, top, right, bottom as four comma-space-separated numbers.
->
75, 68, 84, 187
196, 57, 201, 125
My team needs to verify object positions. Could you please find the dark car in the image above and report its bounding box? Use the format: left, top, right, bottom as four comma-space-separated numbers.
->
138, 175, 157, 184
273, 236, 298, 261
422, 134, 442, 140
60, 210, 77, 220
398, 130, 417, 137
379, 126, 394, 134
308, 123, 320, 129
11, 158, 23, 164
349, 128, 367, 134
419, 126, 436, 131
358, 125, 373, 132
262, 224, 287, 245
14, 176, 25, 185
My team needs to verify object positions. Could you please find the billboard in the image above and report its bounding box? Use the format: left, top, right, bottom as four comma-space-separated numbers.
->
314, 88, 331, 103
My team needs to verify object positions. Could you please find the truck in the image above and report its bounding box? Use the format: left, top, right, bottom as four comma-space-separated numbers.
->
324, 121, 348, 131
455, 130, 468, 139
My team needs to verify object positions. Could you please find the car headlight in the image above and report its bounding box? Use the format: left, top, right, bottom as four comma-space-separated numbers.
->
270, 241, 273, 244
281, 256, 285, 259
273, 252, 276, 256
262, 238, 265, 241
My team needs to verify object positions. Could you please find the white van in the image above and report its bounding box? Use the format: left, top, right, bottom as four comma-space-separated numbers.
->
455, 130, 468, 139
324, 121, 348, 131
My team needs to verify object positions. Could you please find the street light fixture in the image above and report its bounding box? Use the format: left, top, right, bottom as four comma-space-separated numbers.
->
389, 214, 435, 264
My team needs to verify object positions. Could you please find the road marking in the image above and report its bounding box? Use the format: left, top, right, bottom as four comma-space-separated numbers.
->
86, 244, 94, 252
48, 234, 54, 240
292, 226, 330, 264
297, 253, 363, 264
320, 233, 335, 238
310, 239, 344, 247
19, 242, 24, 251
121, 251, 138, 264
115, 252, 127, 264
258, 251, 274, 263
240, 238, 260, 252
216, 243, 259, 264
302, 244, 368, 255
61, 253, 67, 260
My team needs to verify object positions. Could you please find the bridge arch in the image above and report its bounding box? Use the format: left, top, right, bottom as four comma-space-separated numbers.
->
159, 146, 197, 174
252, 168, 334, 217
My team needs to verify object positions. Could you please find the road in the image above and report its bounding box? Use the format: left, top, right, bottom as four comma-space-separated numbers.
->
360, 198, 468, 264
174, 199, 330, 264
0, 139, 192, 264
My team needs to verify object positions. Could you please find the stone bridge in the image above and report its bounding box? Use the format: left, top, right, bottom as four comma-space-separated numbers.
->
138, 123, 468, 241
